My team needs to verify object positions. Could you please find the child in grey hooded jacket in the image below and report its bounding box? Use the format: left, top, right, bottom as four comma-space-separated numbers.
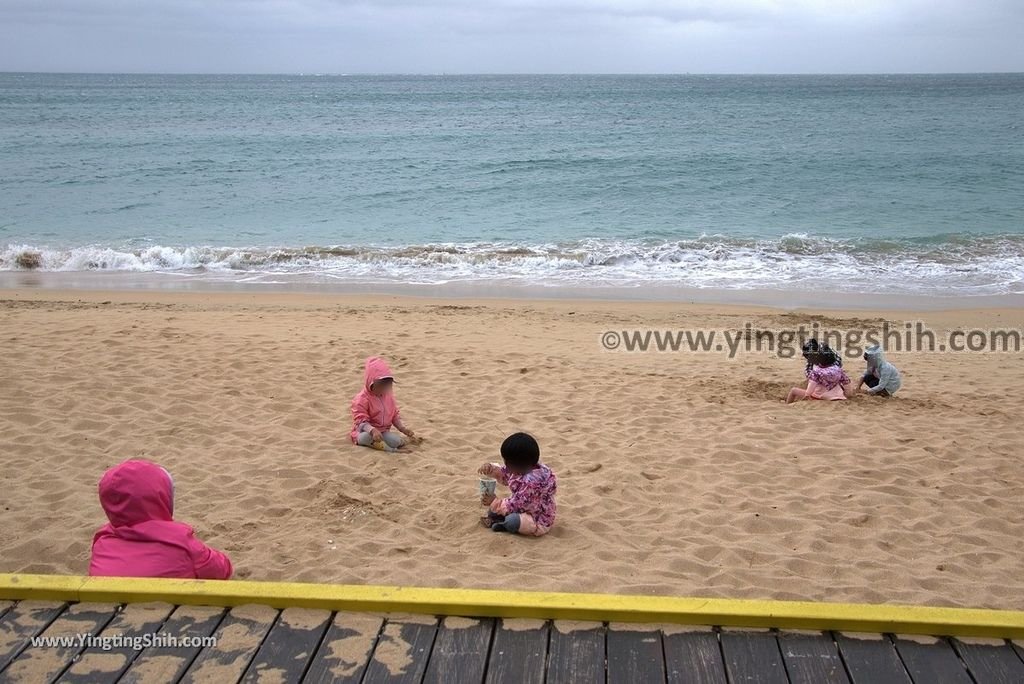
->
858, 345, 902, 396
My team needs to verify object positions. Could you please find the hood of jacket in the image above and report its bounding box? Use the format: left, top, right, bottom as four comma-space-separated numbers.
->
363, 356, 395, 392
98, 460, 174, 528
864, 344, 886, 370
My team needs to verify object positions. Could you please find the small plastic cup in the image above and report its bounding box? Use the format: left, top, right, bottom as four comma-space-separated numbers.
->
479, 477, 497, 497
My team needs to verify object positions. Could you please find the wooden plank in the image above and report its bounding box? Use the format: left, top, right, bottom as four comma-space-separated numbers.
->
951, 637, 1024, 683
0, 602, 118, 684
607, 626, 666, 684
720, 629, 788, 684
118, 604, 226, 684
0, 601, 67, 674
777, 631, 850, 684
240, 607, 331, 683
546, 621, 605, 684
57, 602, 176, 684
423, 616, 494, 684
361, 615, 438, 684
485, 619, 548, 684
179, 604, 279, 684
663, 628, 728, 684
304, 612, 383, 684
892, 635, 973, 684
835, 632, 911, 684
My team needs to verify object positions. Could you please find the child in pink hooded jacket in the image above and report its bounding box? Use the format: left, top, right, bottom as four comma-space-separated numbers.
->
350, 356, 416, 452
89, 460, 233, 579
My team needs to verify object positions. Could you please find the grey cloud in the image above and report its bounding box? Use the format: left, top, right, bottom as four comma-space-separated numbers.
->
0, 0, 1021, 72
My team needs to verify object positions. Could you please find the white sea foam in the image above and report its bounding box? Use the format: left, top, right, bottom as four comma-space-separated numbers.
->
3, 235, 1024, 296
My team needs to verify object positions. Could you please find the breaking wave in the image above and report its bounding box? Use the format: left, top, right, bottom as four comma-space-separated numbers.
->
3, 233, 1024, 295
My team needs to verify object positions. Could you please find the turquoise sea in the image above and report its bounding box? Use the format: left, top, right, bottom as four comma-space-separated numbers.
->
1, 73, 1023, 297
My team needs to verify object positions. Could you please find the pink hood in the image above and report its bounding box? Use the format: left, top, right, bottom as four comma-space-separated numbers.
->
363, 356, 395, 392
98, 459, 174, 527
89, 460, 232, 580
350, 356, 401, 442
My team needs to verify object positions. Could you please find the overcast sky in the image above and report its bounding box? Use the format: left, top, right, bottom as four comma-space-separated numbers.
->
1, 0, 1022, 74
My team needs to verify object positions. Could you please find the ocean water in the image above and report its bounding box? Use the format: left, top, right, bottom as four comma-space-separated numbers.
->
1, 73, 1023, 297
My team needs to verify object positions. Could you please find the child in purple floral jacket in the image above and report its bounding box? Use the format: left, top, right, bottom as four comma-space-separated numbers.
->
786, 339, 850, 403
479, 432, 557, 537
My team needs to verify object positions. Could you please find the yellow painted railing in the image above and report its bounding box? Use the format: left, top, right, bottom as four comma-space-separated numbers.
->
1, 574, 1022, 639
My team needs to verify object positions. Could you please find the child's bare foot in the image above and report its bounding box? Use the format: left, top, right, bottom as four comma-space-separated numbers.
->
479, 516, 495, 528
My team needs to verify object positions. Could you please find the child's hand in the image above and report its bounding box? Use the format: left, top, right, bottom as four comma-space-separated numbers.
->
480, 493, 496, 506
370, 428, 383, 441
478, 463, 496, 476
403, 428, 416, 438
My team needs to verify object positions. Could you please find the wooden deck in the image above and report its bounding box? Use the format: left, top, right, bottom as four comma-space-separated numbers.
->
1, 600, 1023, 683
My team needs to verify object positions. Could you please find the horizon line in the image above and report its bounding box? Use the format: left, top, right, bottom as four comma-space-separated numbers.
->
2, 70, 1024, 77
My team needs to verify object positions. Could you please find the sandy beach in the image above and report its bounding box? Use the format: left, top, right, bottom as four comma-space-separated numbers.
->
0, 287, 1022, 610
